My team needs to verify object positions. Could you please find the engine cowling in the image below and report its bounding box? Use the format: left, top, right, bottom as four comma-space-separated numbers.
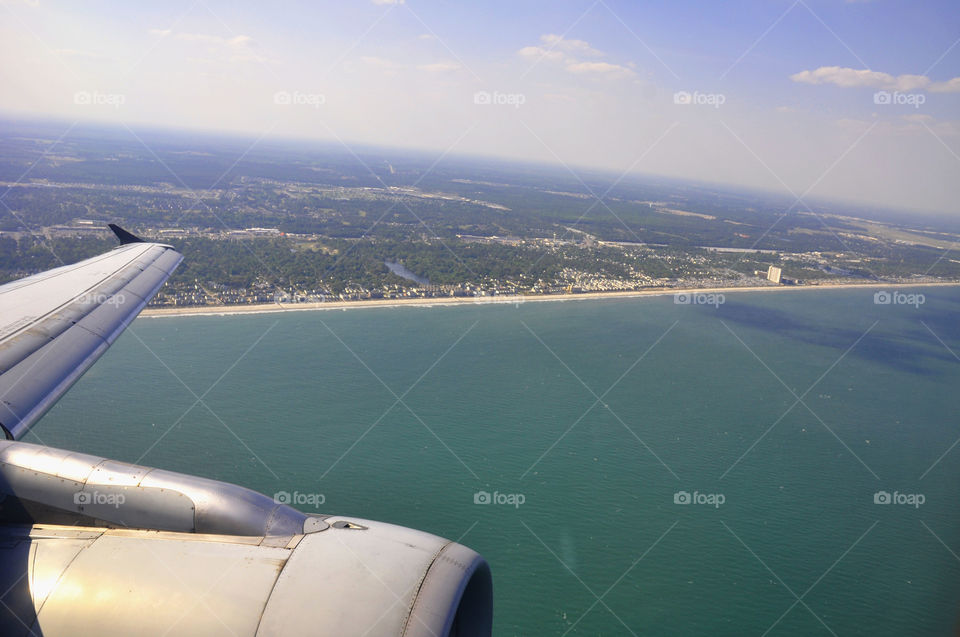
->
0, 441, 492, 636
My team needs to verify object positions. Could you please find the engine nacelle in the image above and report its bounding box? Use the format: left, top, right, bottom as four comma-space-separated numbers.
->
0, 441, 492, 636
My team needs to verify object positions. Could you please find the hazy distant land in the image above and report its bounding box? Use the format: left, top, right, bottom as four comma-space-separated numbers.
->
2, 120, 959, 306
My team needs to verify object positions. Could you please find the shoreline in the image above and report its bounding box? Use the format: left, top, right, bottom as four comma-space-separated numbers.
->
139, 280, 960, 318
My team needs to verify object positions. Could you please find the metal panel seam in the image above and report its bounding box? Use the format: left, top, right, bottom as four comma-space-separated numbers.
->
400, 541, 453, 637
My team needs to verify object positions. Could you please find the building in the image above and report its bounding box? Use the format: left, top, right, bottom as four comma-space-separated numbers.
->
767, 266, 782, 284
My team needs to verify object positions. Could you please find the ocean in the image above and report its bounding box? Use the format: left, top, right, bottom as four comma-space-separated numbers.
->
30, 287, 960, 635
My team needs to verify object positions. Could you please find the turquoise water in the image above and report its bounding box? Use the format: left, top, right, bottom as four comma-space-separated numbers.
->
31, 288, 960, 635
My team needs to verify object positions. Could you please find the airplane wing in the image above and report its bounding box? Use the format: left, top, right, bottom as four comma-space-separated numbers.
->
0, 229, 492, 636
0, 226, 182, 440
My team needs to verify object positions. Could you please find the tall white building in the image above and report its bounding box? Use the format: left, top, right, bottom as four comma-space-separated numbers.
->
767, 265, 782, 284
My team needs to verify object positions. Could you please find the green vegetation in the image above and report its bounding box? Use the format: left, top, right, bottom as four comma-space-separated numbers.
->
2, 121, 958, 302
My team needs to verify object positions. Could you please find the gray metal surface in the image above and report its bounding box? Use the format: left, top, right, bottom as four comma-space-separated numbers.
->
0, 440, 312, 536
0, 519, 491, 636
0, 240, 493, 635
0, 242, 183, 439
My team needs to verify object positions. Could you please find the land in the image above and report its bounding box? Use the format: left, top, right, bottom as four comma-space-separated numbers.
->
1, 119, 958, 306
139, 280, 960, 318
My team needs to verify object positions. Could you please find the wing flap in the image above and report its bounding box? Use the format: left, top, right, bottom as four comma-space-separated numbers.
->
0, 240, 182, 439
0, 329, 109, 439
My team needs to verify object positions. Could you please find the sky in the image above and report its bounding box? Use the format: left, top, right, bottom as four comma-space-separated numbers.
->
1, 0, 959, 215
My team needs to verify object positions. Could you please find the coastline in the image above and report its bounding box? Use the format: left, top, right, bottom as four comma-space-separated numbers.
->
139, 280, 960, 318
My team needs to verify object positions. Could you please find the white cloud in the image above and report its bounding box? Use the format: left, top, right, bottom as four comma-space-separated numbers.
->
418, 34, 435, 41
517, 45, 563, 62
790, 65, 960, 92
228, 35, 254, 47
2, 3, 955, 216
540, 34, 602, 57
517, 35, 602, 64
566, 61, 634, 78
372, 0, 404, 4
519, 34, 633, 79
929, 77, 960, 93
174, 32, 222, 45
151, 30, 262, 64
417, 62, 460, 73
791, 66, 912, 89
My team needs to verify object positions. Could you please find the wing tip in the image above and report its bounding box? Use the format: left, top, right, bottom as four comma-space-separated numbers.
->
108, 224, 145, 245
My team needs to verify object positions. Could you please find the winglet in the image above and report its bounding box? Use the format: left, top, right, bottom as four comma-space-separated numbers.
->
109, 224, 145, 245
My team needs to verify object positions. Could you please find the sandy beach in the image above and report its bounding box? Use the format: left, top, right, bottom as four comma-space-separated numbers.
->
139, 280, 960, 318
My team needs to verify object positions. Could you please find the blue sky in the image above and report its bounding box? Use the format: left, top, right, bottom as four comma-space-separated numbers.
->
1, 0, 958, 213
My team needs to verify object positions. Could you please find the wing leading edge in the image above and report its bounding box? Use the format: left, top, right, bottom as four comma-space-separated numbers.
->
0, 228, 494, 635
0, 229, 182, 439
